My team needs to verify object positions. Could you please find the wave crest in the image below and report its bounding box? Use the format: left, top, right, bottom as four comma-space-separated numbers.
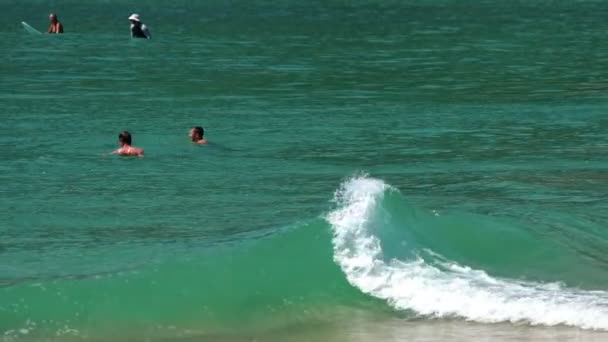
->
327, 176, 608, 330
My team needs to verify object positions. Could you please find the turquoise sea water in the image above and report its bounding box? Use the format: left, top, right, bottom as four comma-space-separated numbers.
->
2, 0, 608, 340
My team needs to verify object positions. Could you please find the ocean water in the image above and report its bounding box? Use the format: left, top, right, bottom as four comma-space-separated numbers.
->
2, 0, 608, 340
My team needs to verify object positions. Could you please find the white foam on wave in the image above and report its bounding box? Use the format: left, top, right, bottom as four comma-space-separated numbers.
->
327, 176, 608, 330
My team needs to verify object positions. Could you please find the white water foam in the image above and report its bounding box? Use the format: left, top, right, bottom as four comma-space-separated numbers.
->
327, 176, 608, 330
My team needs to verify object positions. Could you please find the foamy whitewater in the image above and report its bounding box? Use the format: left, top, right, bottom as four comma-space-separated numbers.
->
327, 176, 608, 330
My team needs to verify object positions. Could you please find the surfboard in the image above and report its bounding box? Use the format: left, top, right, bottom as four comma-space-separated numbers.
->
21, 21, 42, 35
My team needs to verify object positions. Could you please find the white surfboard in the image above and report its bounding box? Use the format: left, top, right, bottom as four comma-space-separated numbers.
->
21, 21, 42, 35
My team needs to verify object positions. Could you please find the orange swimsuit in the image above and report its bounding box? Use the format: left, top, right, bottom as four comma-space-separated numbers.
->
48, 22, 63, 34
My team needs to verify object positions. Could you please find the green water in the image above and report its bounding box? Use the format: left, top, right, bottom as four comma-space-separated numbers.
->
2, 0, 608, 340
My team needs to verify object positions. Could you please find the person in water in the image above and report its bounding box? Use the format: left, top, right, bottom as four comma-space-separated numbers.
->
189, 126, 208, 144
112, 131, 144, 156
128, 14, 151, 39
47, 13, 63, 34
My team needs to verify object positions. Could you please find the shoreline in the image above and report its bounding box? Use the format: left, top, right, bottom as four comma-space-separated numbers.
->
5, 315, 608, 342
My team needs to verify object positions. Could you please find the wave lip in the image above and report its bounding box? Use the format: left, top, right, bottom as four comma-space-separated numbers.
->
327, 176, 608, 330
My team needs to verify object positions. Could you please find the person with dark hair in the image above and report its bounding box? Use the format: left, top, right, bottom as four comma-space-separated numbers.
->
111, 131, 144, 156
189, 126, 208, 144
47, 13, 63, 34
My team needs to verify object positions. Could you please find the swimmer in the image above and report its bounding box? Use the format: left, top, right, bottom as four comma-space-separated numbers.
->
189, 126, 208, 144
111, 131, 144, 156
47, 13, 63, 34
128, 14, 151, 39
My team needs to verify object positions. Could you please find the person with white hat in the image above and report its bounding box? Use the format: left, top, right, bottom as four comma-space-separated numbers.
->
128, 14, 151, 39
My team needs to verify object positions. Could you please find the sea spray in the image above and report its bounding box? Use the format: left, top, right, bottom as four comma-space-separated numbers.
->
328, 176, 608, 330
